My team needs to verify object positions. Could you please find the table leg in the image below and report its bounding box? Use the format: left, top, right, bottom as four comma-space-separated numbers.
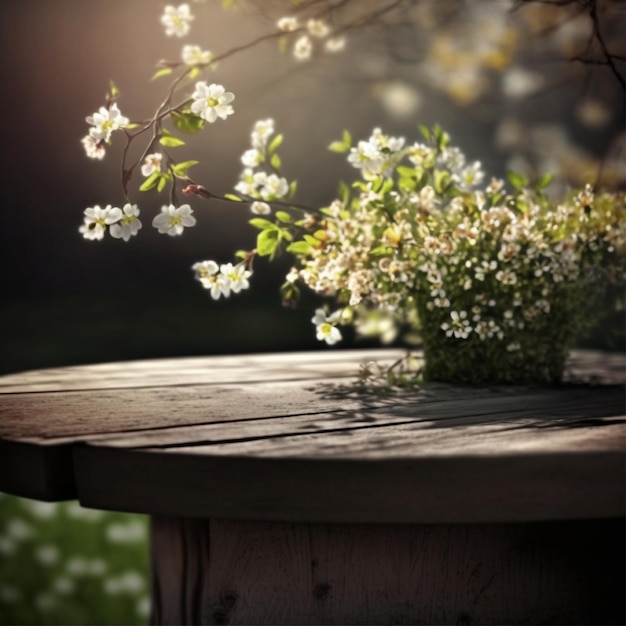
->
150, 516, 624, 625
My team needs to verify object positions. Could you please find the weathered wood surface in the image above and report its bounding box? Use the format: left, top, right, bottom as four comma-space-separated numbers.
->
0, 349, 624, 522
150, 516, 625, 625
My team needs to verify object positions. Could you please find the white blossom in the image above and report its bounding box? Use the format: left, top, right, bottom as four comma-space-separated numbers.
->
324, 36, 346, 53
251, 201, 271, 215
260, 173, 289, 200
110, 204, 142, 241
441, 310, 471, 339
312, 309, 342, 345
161, 4, 194, 37
152, 204, 196, 236
86, 103, 130, 143
81, 134, 105, 160
251, 119, 275, 149
307, 19, 329, 38
234, 168, 258, 196
241, 148, 263, 167
220, 262, 252, 294
190, 82, 234, 123
79, 205, 123, 241
293, 36, 313, 61
141, 153, 162, 177
193, 260, 229, 299
277, 16, 299, 32
182, 44, 212, 66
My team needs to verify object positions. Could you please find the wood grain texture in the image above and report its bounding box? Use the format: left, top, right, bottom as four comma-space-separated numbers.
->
0, 349, 624, 518
150, 516, 625, 625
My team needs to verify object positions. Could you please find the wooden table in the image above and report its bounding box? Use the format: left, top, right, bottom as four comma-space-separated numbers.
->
0, 348, 624, 625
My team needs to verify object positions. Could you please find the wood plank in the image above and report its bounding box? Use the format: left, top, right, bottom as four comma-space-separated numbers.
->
1, 348, 624, 513
0, 348, 622, 394
73, 445, 625, 523
42, 385, 624, 449
0, 377, 397, 440
0, 349, 402, 393
150, 517, 625, 625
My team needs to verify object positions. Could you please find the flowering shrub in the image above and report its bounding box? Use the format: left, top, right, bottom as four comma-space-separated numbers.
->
78, 2, 625, 386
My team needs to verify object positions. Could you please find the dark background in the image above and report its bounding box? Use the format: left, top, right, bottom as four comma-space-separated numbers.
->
0, 0, 623, 375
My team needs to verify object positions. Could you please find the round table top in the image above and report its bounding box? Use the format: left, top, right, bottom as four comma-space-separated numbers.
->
0, 348, 624, 523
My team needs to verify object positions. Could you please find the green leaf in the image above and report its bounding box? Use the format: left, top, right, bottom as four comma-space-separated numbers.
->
151, 67, 173, 81
270, 153, 282, 170
189, 67, 201, 80
159, 132, 185, 148
418, 125, 430, 141
303, 234, 321, 247
109, 80, 120, 99
249, 218, 274, 230
257, 229, 280, 257
224, 193, 243, 202
338, 181, 350, 205
171, 111, 205, 134
328, 130, 352, 154
535, 172, 554, 191
172, 160, 199, 176
328, 141, 349, 153
434, 170, 451, 194
139, 172, 160, 192
433, 125, 449, 149
289, 180, 298, 199
507, 170, 528, 191
369, 246, 392, 257
268, 133, 283, 154
157, 175, 168, 192
275, 211, 292, 223
286, 241, 311, 255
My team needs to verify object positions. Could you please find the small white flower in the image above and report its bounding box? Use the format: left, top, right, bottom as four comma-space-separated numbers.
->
193, 260, 229, 300
152, 204, 196, 236
324, 36, 346, 53
79, 205, 123, 241
312, 309, 342, 345
260, 174, 289, 201
106, 520, 146, 544
234, 168, 259, 196
220, 262, 252, 294
190, 82, 235, 123
141, 153, 162, 177
181, 44, 212, 66
293, 35, 313, 61
35, 545, 60, 566
441, 310, 471, 339
251, 201, 271, 215
81, 134, 105, 160
241, 148, 263, 167
109, 203, 142, 241
307, 19, 329, 38
86, 103, 130, 143
277, 16, 299, 32
251, 119, 275, 149
161, 4, 194, 37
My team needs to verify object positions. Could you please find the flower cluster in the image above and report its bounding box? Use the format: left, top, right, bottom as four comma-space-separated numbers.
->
276, 15, 346, 61
82, 103, 130, 161
192, 260, 252, 300
282, 126, 625, 383
79, 204, 141, 241
77, 1, 625, 386
234, 119, 292, 203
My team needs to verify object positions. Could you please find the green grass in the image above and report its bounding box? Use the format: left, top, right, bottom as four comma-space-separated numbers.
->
0, 493, 149, 625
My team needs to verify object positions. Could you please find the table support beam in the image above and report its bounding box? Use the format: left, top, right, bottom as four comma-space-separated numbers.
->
150, 516, 625, 625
